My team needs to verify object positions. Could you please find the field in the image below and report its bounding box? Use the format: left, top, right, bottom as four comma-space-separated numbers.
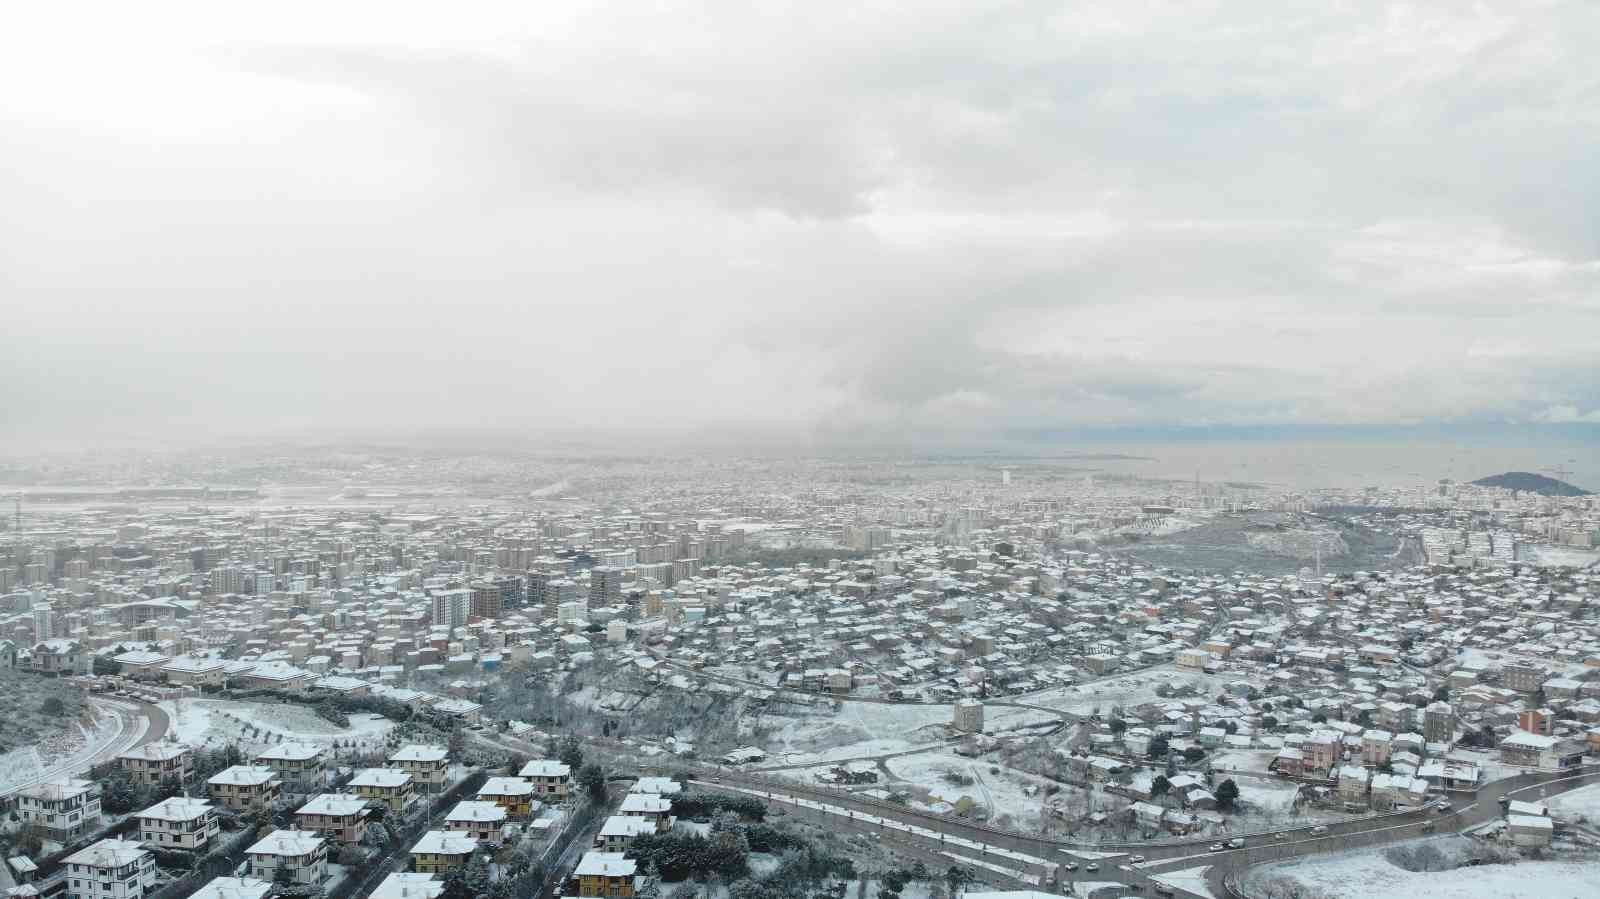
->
0, 667, 87, 753
1244, 838, 1599, 899
1548, 783, 1600, 823
162, 698, 393, 754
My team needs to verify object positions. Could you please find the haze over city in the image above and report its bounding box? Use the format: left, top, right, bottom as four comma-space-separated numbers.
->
4, 5, 1600, 899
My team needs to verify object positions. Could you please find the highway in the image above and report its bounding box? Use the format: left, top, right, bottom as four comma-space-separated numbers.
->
0, 695, 169, 800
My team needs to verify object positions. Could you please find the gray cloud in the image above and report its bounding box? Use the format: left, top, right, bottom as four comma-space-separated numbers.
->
2, 1, 1599, 448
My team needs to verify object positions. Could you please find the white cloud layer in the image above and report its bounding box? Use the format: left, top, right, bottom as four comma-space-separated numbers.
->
3, 1, 1598, 445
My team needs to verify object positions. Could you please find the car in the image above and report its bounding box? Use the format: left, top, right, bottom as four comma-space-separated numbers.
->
1209, 843, 1226, 852
1063, 863, 1079, 872
1435, 801, 1452, 813
1085, 863, 1099, 873
1273, 832, 1286, 841
1227, 838, 1245, 849
1309, 825, 1328, 836
1129, 855, 1146, 864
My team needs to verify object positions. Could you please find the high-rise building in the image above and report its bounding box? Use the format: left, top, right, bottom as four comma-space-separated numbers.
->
33, 603, 54, 641
470, 584, 503, 620
1423, 701, 1454, 744
589, 566, 623, 607
431, 588, 471, 631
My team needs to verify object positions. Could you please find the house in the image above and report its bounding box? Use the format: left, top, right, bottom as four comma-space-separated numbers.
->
518, 759, 571, 800
17, 778, 102, 843
207, 766, 282, 811
444, 801, 507, 844
135, 797, 219, 852
1507, 813, 1554, 848
1498, 731, 1587, 771
574, 850, 637, 898
112, 650, 171, 680
476, 776, 538, 819
29, 639, 84, 674
256, 743, 327, 792
596, 815, 657, 851
370, 873, 444, 899
410, 830, 477, 874
349, 768, 416, 813
118, 742, 193, 787
388, 745, 450, 792
294, 794, 370, 844
189, 877, 272, 899
617, 793, 674, 832
431, 699, 483, 726
630, 777, 681, 796
232, 660, 316, 692
160, 656, 229, 687
370, 873, 445, 899
62, 839, 156, 899
1336, 766, 1370, 806
245, 829, 327, 885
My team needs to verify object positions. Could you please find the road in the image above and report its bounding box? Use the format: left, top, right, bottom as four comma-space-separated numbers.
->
673, 761, 1600, 899
0, 696, 169, 799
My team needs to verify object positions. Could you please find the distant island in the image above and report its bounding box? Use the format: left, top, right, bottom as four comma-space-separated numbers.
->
1471, 471, 1592, 496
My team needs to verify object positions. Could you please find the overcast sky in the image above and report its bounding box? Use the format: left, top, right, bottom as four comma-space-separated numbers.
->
4, 1, 1598, 449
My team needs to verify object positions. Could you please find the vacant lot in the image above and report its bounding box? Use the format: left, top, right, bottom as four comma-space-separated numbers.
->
0, 666, 87, 753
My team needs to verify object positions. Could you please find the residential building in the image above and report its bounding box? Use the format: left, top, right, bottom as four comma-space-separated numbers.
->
443, 801, 507, 844
370, 873, 444, 899
476, 776, 538, 819
1422, 702, 1453, 744
189, 877, 272, 899
118, 743, 193, 787
518, 759, 571, 799
410, 830, 477, 874
952, 699, 984, 733
18, 778, 102, 843
596, 815, 656, 852
207, 766, 282, 811
62, 839, 155, 899
255, 743, 327, 792
293, 794, 370, 844
388, 745, 449, 792
245, 829, 327, 885
349, 768, 416, 813
574, 850, 637, 898
135, 797, 218, 852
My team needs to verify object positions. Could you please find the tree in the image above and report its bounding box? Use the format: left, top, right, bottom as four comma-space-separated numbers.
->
40, 696, 66, 716
1183, 746, 1206, 763
1215, 778, 1240, 810
578, 763, 608, 801
1432, 685, 1450, 703
559, 734, 585, 769
1150, 775, 1171, 800
944, 866, 975, 896
448, 726, 466, 760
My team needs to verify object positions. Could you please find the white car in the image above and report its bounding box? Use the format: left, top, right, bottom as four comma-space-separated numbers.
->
1129, 855, 1146, 864
1085, 863, 1099, 873
1209, 843, 1227, 852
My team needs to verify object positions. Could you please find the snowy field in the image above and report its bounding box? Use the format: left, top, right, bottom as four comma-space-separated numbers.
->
882, 752, 1059, 825
762, 702, 954, 765
1548, 783, 1600, 823
162, 699, 393, 753
1246, 843, 1600, 899
1026, 667, 1230, 716
1150, 866, 1214, 899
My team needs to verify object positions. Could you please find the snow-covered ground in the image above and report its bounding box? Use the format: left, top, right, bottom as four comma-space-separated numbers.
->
1150, 866, 1214, 899
162, 699, 393, 753
1548, 783, 1600, 823
882, 752, 1060, 827
1210, 748, 1279, 775
1026, 667, 1230, 717
1246, 844, 1600, 899
1, 697, 144, 795
1524, 545, 1600, 569
702, 781, 1049, 883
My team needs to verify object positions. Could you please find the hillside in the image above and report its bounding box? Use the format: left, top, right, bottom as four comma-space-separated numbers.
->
0, 666, 88, 753
1470, 471, 1591, 496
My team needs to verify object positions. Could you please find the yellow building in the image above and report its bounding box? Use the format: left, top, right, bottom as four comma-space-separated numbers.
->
575, 850, 636, 898
410, 830, 477, 874
476, 776, 538, 819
